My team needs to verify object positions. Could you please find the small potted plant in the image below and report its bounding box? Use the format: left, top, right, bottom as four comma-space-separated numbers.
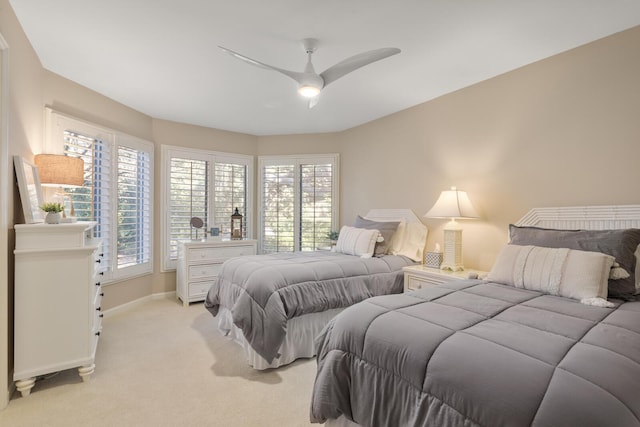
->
41, 202, 64, 224
326, 230, 340, 247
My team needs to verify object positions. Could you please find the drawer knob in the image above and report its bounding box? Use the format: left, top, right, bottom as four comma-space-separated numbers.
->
100, 292, 104, 297
96, 307, 101, 312
95, 331, 101, 336
99, 272, 104, 276
95, 282, 101, 287
95, 259, 101, 264
99, 314, 104, 318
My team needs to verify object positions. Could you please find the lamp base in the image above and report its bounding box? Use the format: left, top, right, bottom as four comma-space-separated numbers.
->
440, 263, 464, 272
441, 228, 464, 271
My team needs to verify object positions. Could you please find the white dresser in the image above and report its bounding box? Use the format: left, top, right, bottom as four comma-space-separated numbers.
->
13, 221, 104, 397
177, 239, 257, 306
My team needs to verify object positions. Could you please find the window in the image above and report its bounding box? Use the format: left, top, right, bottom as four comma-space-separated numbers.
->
258, 154, 339, 253
63, 130, 114, 271
162, 145, 253, 270
46, 108, 154, 282
116, 144, 152, 271
168, 156, 208, 255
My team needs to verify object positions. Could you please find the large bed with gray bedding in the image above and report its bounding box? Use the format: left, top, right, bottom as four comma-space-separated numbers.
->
310, 205, 640, 427
311, 280, 640, 427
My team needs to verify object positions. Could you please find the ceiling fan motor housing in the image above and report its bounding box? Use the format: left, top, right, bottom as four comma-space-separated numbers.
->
297, 73, 324, 97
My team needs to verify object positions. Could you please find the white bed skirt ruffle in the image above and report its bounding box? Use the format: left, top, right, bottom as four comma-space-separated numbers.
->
217, 306, 344, 370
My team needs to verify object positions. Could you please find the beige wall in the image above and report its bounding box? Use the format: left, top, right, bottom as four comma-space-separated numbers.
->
257, 132, 343, 156
1, 0, 47, 407
43, 71, 154, 142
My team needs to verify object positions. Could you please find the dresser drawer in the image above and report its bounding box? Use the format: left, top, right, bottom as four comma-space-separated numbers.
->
189, 281, 213, 300
405, 274, 445, 291
188, 245, 254, 263
90, 326, 101, 357
403, 266, 489, 293
93, 306, 103, 335
93, 289, 104, 330
189, 263, 222, 280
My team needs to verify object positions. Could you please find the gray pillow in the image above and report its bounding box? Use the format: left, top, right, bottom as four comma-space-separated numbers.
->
509, 224, 640, 298
354, 215, 400, 256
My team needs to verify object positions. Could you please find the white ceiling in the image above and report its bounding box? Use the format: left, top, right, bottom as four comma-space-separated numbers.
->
9, 1, 640, 136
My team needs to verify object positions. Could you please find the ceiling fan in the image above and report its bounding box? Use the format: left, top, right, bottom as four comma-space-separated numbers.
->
219, 38, 401, 108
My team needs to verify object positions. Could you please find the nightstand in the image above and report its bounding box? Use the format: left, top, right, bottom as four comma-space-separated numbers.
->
403, 265, 488, 292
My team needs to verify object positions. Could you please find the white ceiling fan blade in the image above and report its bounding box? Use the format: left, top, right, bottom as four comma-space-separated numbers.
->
320, 47, 401, 87
218, 46, 306, 84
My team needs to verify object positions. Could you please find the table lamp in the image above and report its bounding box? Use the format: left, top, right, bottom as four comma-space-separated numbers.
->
34, 154, 84, 219
424, 187, 479, 271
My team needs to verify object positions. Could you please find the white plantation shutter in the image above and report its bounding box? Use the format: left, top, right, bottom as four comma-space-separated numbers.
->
262, 164, 295, 253
169, 157, 209, 260
117, 145, 152, 271
300, 163, 334, 251
214, 162, 247, 238
63, 130, 114, 274
259, 154, 339, 254
162, 146, 253, 270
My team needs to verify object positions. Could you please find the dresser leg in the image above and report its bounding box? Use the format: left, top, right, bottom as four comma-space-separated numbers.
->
16, 378, 36, 397
78, 364, 95, 382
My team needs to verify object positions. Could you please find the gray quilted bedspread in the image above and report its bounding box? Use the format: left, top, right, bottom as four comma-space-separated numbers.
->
204, 251, 413, 363
311, 280, 640, 427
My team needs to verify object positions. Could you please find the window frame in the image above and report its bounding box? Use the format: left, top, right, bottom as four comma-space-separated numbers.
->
114, 135, 154, 279
258, 154, 339, 254
44, 107, 154, 283
161, 144, 254, 271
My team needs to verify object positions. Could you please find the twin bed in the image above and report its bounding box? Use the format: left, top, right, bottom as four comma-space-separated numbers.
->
204, 209, 427, 369
310, 205, 640, 427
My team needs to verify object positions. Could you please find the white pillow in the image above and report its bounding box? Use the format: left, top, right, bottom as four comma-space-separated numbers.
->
488, 245, 615, 307
389, 221, 428, 262
335, 226, 380, 258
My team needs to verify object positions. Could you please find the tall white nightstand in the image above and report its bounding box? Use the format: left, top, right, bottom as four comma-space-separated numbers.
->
403, 265, 488, 292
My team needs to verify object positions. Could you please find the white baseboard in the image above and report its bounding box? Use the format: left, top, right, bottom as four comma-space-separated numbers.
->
103, 291, 177, 318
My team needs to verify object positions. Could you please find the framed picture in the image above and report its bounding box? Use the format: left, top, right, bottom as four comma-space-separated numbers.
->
14, 155, 44, 224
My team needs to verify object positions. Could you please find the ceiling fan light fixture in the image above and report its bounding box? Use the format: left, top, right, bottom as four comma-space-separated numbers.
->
298, 85, 321, 98
219, 40, 401, 108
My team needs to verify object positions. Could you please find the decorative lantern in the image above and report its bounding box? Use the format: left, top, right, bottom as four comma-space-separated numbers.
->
231, 207, 243, 240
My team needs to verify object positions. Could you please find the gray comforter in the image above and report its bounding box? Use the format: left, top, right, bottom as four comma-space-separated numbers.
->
311, 280, 640, 427
204, 251, 414, 363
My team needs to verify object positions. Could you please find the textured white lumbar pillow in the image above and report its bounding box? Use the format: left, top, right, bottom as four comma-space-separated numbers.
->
488, 244, 615, 307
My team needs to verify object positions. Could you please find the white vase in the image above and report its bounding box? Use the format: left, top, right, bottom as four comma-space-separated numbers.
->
45, 212, 61, 224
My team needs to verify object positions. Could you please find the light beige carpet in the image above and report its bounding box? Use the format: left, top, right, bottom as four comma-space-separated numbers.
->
0, 297, 319, 427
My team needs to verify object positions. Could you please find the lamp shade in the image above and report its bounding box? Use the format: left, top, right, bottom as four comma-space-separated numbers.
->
34, 154, 84, 188
424, 187, 479, 219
